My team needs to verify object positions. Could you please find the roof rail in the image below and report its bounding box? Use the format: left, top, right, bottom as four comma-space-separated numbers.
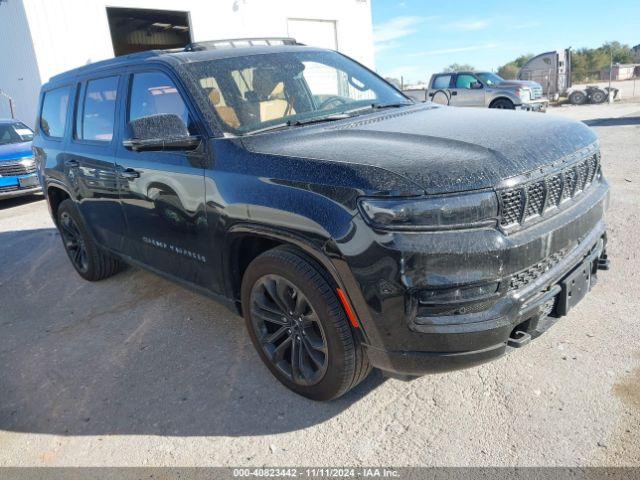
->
185, 37, 302, 52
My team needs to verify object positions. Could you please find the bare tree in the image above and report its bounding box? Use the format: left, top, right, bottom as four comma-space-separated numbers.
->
443, 63, 475, 73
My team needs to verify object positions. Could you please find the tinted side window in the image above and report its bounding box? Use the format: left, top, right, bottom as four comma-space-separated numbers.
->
432, 75, 452, 89
129, 72, 192, 131
78, 76, 119, 141
41, 86, 71, 138
455, 74, 478, 89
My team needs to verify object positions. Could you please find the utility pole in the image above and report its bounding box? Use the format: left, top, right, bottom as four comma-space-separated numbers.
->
608, 47, 614, 103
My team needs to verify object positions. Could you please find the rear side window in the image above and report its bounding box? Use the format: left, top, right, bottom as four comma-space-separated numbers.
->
41, 86, 71, 138
128, 72, 192, 131
432, 75, 452, 89
77, 76, 119, 142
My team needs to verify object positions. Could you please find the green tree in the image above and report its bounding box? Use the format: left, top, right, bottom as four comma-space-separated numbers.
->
496, 54, 534, 79
602, 41, 635, 63
497, 63, 519, 79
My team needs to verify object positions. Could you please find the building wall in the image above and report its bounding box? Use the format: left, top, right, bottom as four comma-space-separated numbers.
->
0, 0, 42, 125
7, 0, 373, 124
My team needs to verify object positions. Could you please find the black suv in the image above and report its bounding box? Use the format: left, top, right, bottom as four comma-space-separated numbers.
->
34, 38, 610, 400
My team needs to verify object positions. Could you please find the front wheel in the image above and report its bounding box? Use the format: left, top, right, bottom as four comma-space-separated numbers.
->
241, 247, 371, 400
490, 98, 515, 109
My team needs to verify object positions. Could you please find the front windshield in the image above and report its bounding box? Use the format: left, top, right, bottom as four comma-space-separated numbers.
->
184, 50, 410, 134
476, 72, 505, 86
0, 122, 34, 145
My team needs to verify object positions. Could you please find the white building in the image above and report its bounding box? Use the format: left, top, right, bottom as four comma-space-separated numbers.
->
0, 0, 374, 125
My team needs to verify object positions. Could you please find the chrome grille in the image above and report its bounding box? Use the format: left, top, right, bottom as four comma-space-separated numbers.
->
0, 159, 36, 177
530, 85, 543, 100
499, 153, 601, 228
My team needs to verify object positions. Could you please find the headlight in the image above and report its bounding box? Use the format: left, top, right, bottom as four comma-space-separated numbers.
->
517, 88, 531, 101
358, 191, 498, 230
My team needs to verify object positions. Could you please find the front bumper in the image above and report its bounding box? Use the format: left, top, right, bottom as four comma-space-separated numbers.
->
517, 100, 548, 112
341, 179, 609, 377
0, 174, 42, 199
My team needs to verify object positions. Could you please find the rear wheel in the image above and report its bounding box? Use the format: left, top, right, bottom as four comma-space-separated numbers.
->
490, 98, 515, 109
241, 247, 371, 400
568, 90, 587, 105
57, 199, 123, 281
431, 90, 449, 105
589, 88, 607, 104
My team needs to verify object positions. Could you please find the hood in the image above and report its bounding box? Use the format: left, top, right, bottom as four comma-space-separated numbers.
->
0, 141, 32, 162
242, 104, 597, 194
496, 80, 541, 89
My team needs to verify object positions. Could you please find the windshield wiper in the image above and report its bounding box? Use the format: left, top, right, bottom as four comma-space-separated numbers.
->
244, 114, 350, 135
335, 102, 412, 119
371, 102, 413, 109
242, 103, 412, 136
287, 113, 351, 127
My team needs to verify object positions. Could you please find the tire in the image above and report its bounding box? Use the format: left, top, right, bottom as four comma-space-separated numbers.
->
431, 90, 449, 105
241, 247, 371, 401
568, 90, 587, 105
57, 199, 123, 281
490, 98, 515, 109
589, 88, 607, 104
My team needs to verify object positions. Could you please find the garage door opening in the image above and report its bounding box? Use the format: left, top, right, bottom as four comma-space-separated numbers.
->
106, 7, 192, 56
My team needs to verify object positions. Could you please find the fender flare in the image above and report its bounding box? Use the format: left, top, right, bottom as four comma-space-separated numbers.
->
430, 89, 450, 105
223, 223, 373, 341
489, 96, 517, 108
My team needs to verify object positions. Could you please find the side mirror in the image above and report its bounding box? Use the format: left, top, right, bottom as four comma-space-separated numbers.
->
123, 114, 201, 152
470, 81, 483, 90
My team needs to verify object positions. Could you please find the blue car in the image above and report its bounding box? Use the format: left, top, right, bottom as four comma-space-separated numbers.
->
0, 119, 41, 199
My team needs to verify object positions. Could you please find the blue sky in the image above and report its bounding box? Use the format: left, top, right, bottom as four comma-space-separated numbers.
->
372, 0, 640, 84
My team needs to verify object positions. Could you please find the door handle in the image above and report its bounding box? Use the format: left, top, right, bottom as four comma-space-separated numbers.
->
116, 166, 141, 180
64, 159, 79, 168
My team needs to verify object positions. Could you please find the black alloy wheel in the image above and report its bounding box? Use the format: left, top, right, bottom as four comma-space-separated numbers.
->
59, 210, 89, 273
250, 274, 328, 386
56, 199, 123, 281
241, 247, 371, 400
490, 98, 515, 109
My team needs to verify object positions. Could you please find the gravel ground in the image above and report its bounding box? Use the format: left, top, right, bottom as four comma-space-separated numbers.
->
0, 102, 638, 467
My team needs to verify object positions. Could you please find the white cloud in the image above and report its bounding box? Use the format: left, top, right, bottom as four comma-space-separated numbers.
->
444, 19, 490, 31
509, 21, 542, 30
373, 16, 424, 44
408, 43, 500, 57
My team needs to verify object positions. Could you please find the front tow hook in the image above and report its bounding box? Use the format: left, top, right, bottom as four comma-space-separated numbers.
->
508, 330, 532, 349
597, 253, 610, 270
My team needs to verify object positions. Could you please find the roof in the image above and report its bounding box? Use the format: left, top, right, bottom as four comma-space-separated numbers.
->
433, 71, 490, 76
45, 39, 323, 87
